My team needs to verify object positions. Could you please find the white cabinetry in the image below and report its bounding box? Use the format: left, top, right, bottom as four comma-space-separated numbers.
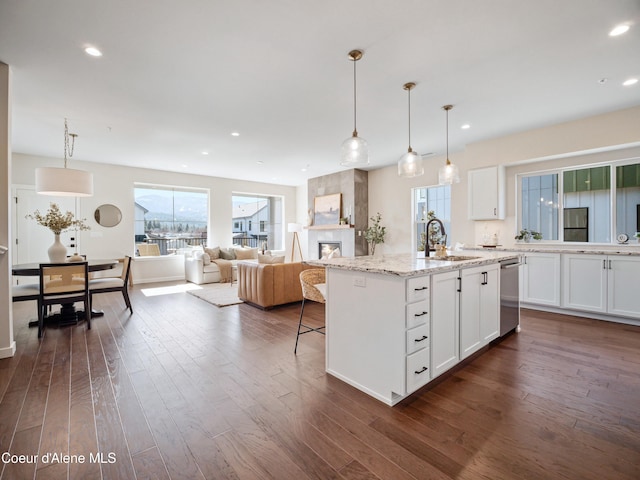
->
460, 264, 500, 359
430, 270, 460, 377
522, 252, 561, 306
405, 276, 431, 393
563, 254, 640, 319
468, 166, 505, 220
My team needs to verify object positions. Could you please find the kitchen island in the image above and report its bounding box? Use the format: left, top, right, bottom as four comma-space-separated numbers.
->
308, 250, 521, 405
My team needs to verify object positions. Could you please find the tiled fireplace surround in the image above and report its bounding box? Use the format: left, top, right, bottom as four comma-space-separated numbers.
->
307, 169, 368, 260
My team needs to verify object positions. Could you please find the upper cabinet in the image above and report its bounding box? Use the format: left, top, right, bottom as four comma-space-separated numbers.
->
468, 165, 505, 220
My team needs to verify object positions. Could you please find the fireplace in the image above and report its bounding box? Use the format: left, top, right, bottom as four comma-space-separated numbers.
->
319, 241, 342, 259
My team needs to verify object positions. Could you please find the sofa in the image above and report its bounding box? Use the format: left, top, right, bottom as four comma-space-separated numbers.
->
184, 246, 287, 285
184, 246, 257, 284
237, 261, 316, 309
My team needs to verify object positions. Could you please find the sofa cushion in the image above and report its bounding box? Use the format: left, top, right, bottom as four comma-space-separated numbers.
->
219, 247, 236, 260
204, 246, 220, 260
258, 254, 285, 264
235, 247, 259, 260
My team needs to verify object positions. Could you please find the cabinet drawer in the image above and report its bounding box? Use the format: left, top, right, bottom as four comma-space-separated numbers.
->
406, 323, 430, 355
406, 299, 430, 328
406, 348, 430, 393
407, 276, 430, 303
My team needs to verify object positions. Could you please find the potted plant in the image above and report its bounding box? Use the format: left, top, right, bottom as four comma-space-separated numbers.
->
364, 212, 386, 255
514, 229, 542, 242
635, 232, 640, 243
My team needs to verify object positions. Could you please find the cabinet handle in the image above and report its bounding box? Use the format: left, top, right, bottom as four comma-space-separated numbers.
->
481, 272, 488, 285
457, 277, 462, 292
493, 208, 497, 216
603, 259, 606, 270
414, 366, 428, 375
414, 335, 428, 343
414, 286, 428, 291
608, 260, 612, 270
415, 311, 428, 317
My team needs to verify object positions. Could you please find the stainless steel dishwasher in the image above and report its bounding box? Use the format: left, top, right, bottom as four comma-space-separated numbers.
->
500, 258, 522, 335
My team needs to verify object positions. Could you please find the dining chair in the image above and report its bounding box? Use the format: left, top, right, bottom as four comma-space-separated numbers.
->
294, 268, 326, 354
89, 256, 133, 314
38, 262, 90, 338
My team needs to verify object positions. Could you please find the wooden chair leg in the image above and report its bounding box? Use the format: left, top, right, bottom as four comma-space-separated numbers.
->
122, 289, 133, 314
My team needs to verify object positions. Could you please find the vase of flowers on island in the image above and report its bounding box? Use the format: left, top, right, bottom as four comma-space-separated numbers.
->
26, 203, 90, 262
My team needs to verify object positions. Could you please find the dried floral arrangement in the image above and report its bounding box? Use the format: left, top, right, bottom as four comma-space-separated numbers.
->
26, 203, 90, 235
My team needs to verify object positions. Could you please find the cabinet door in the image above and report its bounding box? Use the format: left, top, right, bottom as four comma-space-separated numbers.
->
562, 254, 607, 313
460, 267, 482, 359
460, 264, 500, 360
522, 253, 561, 306
607, 256, 640, 319
431, 270, 460, 377
468, 166, 505, 220
480, 265, 500, 344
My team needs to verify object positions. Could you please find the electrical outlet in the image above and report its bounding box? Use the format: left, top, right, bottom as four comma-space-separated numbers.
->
353, 276, 366, 287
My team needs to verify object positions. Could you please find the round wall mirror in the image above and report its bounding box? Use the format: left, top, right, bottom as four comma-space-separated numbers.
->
94, 204, 122, 227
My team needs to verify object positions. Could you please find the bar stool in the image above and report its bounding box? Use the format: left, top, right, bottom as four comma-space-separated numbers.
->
295, 268, 326, 354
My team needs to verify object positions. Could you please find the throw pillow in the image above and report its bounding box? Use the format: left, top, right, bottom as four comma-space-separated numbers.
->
235, 247, 259, 260
219, 247, 236, 260
202, 253, 211, 265
258, 254, 285, 264
204, 246, 220, 260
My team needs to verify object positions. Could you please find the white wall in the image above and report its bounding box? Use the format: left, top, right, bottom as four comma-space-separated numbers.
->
368, 106, 640, 253
12, 154, 301, 282
0, 63, 15, 358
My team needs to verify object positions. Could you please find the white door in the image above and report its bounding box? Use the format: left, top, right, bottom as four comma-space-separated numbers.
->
480, 264, 500, 344
460, 267, 482, 359
522, 253, 561, 306
562, 254, 607, 313
13, 188, 77, 264
607, 256, 640, 319
431, 270, 460, 377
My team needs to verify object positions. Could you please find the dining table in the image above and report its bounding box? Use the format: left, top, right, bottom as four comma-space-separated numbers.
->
12, 259, 119, 327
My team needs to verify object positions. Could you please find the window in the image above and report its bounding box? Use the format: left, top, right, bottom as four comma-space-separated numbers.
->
134, 184, 208, 255
413, 185, 451, 253
518, 159, 640, 243
232, 193, 284, 249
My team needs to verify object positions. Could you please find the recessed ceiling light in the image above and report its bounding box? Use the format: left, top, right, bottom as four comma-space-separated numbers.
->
181, 164, 188, 168
201, 151, 209, 155
256, 160, 264, 165
609, 24, 630, 36
84, 46, 102, 57
598, 78, 608, 85
231, 132, 240, 137
623, 78, 638, 86
461, 124, 471, 130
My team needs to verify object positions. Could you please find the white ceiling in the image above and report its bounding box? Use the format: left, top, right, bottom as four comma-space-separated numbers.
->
1, 0, 639, 186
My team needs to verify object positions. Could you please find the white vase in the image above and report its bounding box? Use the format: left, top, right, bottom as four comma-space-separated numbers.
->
48, 233, 67, 263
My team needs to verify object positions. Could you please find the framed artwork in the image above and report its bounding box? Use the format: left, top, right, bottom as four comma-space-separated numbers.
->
313, 193, 341, 226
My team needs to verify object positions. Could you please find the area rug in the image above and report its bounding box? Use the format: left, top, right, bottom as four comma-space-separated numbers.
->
187, 283, 244, 307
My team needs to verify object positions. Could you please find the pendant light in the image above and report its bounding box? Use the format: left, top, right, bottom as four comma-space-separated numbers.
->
438, 105, 460, 185
397, 82, 423, 177
35, 118, 94, 196
340, 49, 369, 167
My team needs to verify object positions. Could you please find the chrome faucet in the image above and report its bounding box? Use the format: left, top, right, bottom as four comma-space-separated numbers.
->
425, 218, 447, 256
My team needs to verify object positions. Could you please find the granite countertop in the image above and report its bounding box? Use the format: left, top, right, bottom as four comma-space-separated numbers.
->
469, 244, 640, 256
306, 250, 521, 277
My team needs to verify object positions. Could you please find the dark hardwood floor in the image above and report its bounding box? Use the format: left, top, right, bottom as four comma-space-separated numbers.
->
2, 282, 639, 479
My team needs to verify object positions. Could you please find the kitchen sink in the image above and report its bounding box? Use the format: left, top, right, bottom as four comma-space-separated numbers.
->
427, 255, 481, 261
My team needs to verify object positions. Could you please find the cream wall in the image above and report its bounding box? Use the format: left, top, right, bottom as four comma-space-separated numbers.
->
12, 153, 300, 282
368, 106, 640, 254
